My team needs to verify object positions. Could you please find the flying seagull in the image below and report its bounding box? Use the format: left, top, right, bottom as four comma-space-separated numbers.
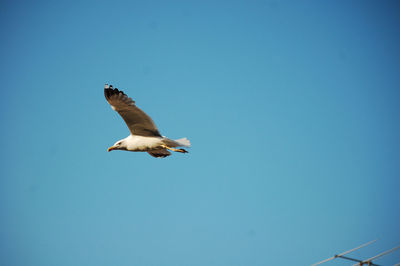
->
104, 84, 190, 158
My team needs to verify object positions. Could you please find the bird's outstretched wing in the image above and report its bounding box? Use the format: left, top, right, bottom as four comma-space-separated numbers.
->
104, 84, 162, 137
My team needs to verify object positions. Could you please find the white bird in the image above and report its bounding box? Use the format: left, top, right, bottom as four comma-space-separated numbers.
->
104, 84, 190, 158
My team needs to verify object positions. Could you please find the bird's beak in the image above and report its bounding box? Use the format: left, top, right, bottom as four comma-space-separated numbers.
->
107, 146, 117, 152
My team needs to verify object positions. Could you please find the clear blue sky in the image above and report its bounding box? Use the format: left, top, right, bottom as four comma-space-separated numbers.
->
1, 1, 399, 265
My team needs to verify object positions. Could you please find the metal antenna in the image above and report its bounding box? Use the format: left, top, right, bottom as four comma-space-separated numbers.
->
352, 245, 400, 266
312, 240, 377, 266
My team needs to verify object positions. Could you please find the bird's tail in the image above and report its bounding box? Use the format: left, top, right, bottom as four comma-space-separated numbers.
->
174, 137, 191, 147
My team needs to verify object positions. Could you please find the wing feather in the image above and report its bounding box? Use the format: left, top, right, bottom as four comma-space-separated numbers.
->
104, 84, 162, 137
147, 149, 171, 158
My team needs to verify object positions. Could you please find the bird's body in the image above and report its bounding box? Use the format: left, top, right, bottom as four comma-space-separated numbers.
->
104, 84, 190, 158
123, 135, 165, 151
114, 135, 190, 152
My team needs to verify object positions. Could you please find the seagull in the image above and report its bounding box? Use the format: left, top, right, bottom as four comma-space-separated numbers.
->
104, 84, 190, 158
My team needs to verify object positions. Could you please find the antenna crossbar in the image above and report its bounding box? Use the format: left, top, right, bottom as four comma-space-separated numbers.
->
313, 240, 399, 266
312, 240, 377, 266
352, 246, 400, 266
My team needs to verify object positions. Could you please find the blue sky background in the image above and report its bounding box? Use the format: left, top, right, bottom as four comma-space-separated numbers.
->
1, 1, 399, 265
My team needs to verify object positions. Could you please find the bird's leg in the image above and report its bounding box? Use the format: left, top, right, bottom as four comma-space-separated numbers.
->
161, 145, 188, 153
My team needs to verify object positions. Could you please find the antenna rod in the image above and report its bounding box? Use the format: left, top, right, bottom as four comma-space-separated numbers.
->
353, 245, 400, 266
312, 240, 377, 266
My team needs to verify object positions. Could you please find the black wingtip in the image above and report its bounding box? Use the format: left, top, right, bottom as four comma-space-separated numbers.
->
104, 84, 127, 100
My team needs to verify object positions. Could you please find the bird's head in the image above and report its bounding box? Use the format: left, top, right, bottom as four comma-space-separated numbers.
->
107, 139, 127, 152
